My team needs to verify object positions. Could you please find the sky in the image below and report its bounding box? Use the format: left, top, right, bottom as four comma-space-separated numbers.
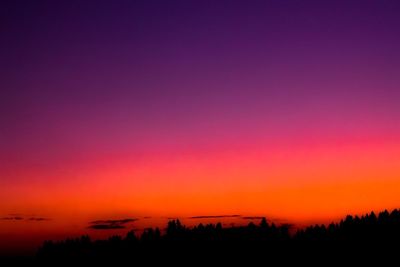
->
1, 0, 400, 254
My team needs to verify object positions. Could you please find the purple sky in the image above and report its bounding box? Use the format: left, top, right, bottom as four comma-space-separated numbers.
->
4, 4, 400, 157
2, 0, 400, 254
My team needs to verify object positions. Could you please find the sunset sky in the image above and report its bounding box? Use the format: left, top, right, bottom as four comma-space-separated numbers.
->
1, 0, 400, 254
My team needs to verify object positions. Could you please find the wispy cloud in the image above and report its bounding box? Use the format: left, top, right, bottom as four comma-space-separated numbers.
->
90, 219, 137, 225
28, 217, 50, 221
89, 224, 126, 230
242, 216, 265, 220
1, 215, 50, 221
1, 216, 23, 221
89, 218, 137, 230
188, 215, 241, 219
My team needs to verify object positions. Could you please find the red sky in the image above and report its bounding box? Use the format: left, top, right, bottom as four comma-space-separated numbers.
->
1, 0, 400, 254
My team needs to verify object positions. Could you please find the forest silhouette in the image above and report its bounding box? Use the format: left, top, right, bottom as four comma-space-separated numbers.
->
33, 209, 400, 265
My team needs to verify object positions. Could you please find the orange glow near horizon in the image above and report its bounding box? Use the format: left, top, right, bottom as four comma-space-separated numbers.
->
2, 136, 400, 250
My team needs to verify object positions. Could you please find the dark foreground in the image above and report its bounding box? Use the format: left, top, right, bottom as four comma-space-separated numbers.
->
5, 209, 400, 265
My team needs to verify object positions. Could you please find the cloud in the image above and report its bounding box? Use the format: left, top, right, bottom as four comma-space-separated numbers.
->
1, 215, 49, 221
90, 219, 137, 225
241, 216, 265, 220
188, 215, 241, 219
28, 217, 50, 221
1, 216, 23, 221
89, 218, 137, 230
89, 224, 126, 230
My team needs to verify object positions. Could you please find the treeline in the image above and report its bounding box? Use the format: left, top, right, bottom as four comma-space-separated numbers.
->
36, 209, 400, 265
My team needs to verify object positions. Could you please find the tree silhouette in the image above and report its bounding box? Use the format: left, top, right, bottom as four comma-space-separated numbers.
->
35, 208, 400, 265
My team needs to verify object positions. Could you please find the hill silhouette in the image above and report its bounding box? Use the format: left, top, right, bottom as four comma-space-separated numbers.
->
32, 209, 400, 265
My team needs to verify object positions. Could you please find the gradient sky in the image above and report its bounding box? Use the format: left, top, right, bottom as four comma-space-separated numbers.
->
1, 0, 400, 254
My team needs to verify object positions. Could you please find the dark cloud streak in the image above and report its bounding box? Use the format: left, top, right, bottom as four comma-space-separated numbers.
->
1, 216, 23, 221
89, 224, 126, 230
28, 217, 50, 221
90, 219, 137, 225
89, 218, 137, 230
1, 215, 49, 221
188, 215, 241, 219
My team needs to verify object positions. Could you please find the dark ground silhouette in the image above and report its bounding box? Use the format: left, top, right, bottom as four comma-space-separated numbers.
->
5, 209, 400, 265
